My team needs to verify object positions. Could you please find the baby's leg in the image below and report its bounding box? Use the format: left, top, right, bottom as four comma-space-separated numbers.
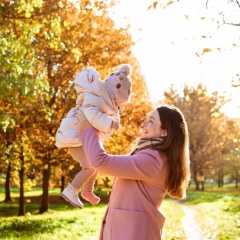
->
69, 147, 100, 204
81, 171, 100, 204
61, 147, 89, 209
68, 147, 95, 190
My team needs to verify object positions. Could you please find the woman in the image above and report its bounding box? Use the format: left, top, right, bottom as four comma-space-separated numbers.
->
78, 105, 190, 240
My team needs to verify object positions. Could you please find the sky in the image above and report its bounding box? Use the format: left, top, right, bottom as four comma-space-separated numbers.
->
110, 0, 240, 118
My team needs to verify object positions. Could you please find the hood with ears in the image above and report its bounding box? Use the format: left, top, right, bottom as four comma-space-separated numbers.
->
103, 64, 132, 107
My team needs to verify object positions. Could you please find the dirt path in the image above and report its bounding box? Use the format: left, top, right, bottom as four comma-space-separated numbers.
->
177, 201, 219, 240
179, 203, 204, 240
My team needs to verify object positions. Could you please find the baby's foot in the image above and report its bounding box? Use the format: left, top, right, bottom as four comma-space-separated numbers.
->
81, 191, 100, 204
61, 184, 83, 209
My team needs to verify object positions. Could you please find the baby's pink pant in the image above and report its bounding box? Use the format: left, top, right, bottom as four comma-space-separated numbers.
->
68, 147, 97, 191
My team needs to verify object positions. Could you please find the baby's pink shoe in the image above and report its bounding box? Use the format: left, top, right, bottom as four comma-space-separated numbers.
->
81, 190, 100, 204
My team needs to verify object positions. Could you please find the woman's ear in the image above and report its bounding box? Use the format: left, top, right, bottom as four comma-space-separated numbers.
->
161, 130, 167, 137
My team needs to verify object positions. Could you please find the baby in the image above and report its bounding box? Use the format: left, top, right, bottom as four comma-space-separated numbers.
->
56, 64, 132, 209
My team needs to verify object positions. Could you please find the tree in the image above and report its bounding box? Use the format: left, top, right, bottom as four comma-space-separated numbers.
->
33, 0, 137, 213
0, 0, 51, 214
224, 119, 240, 188
163, 84, 229, 190
0, 128, 15, 203
1, 0, 154, 215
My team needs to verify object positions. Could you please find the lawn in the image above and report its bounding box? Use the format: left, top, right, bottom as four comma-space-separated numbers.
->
0, 186, 239, 239
0, 186, 186, 240
0, 202, 106, 240
182, 190, 240, 240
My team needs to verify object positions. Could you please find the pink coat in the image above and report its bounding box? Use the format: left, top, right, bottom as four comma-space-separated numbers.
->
80, 127, 169, 240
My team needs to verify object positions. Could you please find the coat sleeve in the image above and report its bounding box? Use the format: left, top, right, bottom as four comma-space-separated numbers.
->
79, 127, 163, 180
82, 93, 114, 132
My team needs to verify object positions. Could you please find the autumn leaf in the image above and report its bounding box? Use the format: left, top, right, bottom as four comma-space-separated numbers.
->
202, 48, 212, 54
153, 1, 158, 8
147, 1, 158, 10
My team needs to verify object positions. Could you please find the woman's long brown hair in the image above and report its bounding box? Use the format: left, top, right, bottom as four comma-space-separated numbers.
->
157, 105, 190, 199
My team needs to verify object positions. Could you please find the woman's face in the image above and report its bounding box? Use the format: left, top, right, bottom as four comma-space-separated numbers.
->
141, 110, 167, 139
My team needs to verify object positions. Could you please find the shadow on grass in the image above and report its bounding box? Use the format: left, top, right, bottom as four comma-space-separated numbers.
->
0, 194, 110, 217
0, 216, 80, 239
0, 203, 76, 217
0, 195, 72, 217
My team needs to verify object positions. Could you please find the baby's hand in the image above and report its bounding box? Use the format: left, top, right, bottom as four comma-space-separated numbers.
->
111, 121, 120, 130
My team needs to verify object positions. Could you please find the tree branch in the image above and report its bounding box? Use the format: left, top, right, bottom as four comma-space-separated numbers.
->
236, 0, 240, 8
224, 22, 240, 26
206, 0, 209, 9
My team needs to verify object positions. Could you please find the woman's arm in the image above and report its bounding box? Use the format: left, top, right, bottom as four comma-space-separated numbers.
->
79, 127, 163, 180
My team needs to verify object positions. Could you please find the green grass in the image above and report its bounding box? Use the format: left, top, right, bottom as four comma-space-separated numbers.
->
0, 186, 60, 200
0, 199, 186, 240
182, 191, 240, 239
0, 202, 107, 240
0, 186, 240, 239
161, 198, 186, 239
0, 186, 187, 240
188, 182, 239, 193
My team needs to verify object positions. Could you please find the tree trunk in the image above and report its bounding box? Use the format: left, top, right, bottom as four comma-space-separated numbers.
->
235, 170, 238, 188
218, 171, 224, 187
218, 170, 221, 187
218, 166, 224, 187
39, 160, 51, 214
61, 175, 65, 192
193, 170, 200, 191
18, 152, 25, 216
200, 181, 204, 191
4, 161, 12, 202
195, 180, 200, 191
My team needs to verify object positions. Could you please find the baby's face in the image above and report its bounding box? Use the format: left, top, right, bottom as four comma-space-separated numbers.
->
117, 77, 132, 103
106, 73, 132, 106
